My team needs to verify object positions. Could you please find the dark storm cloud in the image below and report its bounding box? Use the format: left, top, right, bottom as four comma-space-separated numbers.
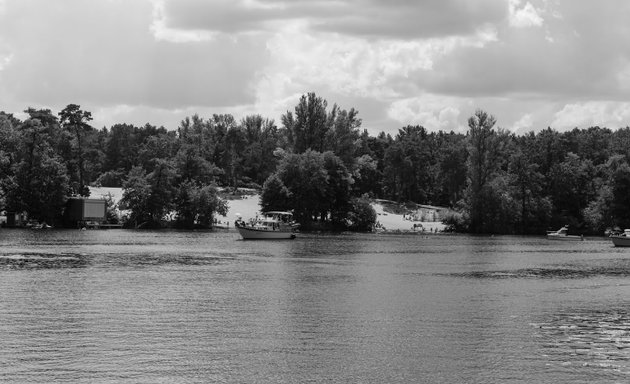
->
0, 0, 265, 110
418, 1, 630, 101
2, 0, 630, 133
161, 0, 505, 39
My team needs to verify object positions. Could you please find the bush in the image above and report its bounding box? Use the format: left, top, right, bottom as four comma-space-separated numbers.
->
346, 196, 377, 232
442, 209, 468, 232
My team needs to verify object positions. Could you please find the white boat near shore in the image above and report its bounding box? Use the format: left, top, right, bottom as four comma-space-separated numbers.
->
546, 226, 584, 241
610, 229, 630, 247
235, 211, 299, 240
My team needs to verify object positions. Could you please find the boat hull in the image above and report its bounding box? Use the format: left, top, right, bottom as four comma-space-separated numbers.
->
236, 226, 296, 240
611, 235, 630, 247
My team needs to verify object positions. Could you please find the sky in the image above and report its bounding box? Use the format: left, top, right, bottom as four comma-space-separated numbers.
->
1, 0, 630, 135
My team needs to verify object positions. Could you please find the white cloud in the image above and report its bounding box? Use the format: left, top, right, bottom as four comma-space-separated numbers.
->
0, 52, 12, 71
2, 0, 630, 138
251, 19, 499, 123
509, 0, 544, 28
551, 102, 630, 130
251, 21, 430, 120
617, 63, 630, 92
387, 96, 470, 133
150, 0, 217, 42
511, 113, 534, 133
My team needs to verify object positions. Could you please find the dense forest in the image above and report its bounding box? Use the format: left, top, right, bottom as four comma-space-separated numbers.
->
1, 92, 630, 234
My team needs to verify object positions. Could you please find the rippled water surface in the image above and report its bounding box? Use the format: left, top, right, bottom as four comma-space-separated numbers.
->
1, 229, 630, 383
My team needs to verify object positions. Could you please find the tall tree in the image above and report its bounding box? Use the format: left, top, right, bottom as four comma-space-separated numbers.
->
508, 149, 550, 233
465, 110, 511, 233
548, 152, 596, 227
59, 104, 93, 195
610, 160, 630, 229
174, 180, 228, 228
326, 106, 361, 167
436, 133, 467, 207
0, 113, 18, 210
6, 117, 69, 223
282, 93, 330, 153
260, 174, 291, 212
119, 166, 151, 227
146, 159, 177, 225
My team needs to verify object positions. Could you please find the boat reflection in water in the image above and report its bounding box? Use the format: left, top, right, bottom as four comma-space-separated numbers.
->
235, 211, 299, 240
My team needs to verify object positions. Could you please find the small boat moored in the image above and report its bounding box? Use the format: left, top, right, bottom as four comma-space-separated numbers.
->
235, 211, 299, 240
610, 229, 630, 247
546, 225, 584, 241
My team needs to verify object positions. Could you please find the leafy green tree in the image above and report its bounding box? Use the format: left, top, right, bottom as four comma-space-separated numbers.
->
326, 106, 361, 167
260, 174, 291, 212
103, 192, 120, 224
119, 166, 151, 227
436, 134, 467, 207
240, 115, 281, 186
173, 180, 198, 228
0, 113, 18, 209
345, 195, 377, 232
223, 125, 247, 188
611, 127, 630, 160
59, 104, 94, 196
322, 151, 353, 226
382, 141, 406, 201
548, 152, 596, 227
95, 169, 127, 187
193, 184, 228, 227
352, 154, 379, 197
464, 110, 511, 233
266, 150, 352, 228
508, 149, 550, 233
178, 114, 208, 156
6, 117, 69, 224
610, 160, 630, 229
137, 127, 177, 172
583, 185, 614, 233
145, 159, 177, 225
120, 159, 178, 228
382, 126, 433, 203
282, 93, 330, 153
174, 181, 228, 228
174, 144, 219, 185
208, 114, 236, 174
104, 123, 140, 173
480, 174, 519, 234
276, 150, 328, 224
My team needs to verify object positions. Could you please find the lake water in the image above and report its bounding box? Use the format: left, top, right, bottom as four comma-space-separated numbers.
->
1, 229, 630, 383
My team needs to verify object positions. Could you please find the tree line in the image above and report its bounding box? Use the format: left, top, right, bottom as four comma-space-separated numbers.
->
1, 93, 630, 233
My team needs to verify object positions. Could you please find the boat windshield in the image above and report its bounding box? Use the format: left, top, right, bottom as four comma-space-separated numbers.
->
261, 211, 293, 222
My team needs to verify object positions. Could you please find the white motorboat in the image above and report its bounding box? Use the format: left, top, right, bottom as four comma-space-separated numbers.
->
546, 226, 584, 241
235, 211, 299, 240
610, 229, 630, 247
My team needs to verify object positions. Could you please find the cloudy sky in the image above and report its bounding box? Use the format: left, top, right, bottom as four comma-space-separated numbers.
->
1, 0, 629, 135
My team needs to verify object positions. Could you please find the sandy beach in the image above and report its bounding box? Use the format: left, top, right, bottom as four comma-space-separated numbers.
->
89, 187, 445, 232
217, 194, 446, 232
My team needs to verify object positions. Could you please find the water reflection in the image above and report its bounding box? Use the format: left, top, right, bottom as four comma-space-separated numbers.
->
1, 230, 630, 383
0, 253, 89, 269
452, 260, 630, 279
534, 308, 630, 375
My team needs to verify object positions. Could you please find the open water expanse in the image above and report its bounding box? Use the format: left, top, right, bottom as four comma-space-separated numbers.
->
1, 229, 630, 383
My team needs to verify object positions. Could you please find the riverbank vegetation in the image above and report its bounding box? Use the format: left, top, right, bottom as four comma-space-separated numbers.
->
1, 93, 630, 234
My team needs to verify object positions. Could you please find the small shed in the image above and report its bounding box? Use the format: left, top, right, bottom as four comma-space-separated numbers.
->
65, 197, 107, 227
4, 212, 26, 227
